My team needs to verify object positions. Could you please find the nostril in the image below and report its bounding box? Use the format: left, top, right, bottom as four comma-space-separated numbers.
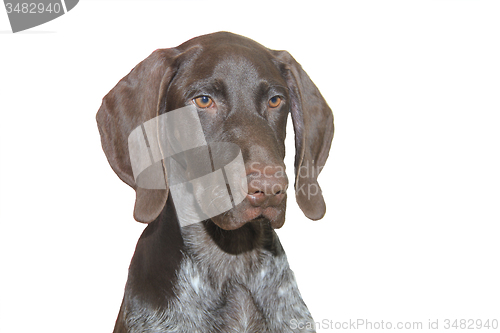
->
271, 183, 287, 196
247, 191, 266, 207
248, 190, 264, 196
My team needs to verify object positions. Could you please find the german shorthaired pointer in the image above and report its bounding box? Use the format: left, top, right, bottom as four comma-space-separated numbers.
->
97, 32, 334, 333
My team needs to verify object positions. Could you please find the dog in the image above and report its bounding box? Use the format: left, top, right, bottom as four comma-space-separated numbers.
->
97, 31, 334, 333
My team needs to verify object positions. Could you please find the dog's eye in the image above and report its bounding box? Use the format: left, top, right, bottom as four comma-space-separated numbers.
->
268, 96, 282, 108
193, 96, 214, 108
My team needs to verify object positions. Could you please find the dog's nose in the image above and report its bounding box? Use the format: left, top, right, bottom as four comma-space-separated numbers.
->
246, 164, 288, 207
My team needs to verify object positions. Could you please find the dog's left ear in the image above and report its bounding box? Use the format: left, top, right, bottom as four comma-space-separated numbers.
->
273, 51, 334, 220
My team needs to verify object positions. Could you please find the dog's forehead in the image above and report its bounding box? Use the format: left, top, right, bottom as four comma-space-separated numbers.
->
181, 40, 283, 86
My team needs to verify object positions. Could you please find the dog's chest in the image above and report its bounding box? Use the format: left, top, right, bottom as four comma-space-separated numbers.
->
162, 252, 316, 333
124, 226, 317, 333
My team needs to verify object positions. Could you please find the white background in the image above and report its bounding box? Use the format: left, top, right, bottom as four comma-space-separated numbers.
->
1, 1, 499, 332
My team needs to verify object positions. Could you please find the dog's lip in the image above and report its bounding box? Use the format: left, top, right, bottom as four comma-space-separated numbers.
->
249, 214, 266, 223
243, 205, 283, 223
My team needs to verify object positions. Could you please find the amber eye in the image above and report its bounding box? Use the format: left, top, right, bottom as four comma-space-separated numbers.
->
268, 96, 282, 108
193, 96, 213, 108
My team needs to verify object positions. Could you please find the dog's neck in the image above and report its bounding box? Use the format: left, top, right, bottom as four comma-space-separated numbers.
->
178, 218, 282, 282
134, 197, 284, 300
181, 218, 279, 255
128, 197, 288, 312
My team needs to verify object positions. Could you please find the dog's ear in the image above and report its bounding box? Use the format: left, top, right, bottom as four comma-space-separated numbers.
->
96, 48, 180, 223
273, 51, 334, 220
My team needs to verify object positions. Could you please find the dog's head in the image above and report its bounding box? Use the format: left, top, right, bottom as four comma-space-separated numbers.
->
97, 32, 333, 230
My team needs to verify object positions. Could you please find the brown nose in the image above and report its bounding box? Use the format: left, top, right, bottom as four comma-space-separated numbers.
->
246, 164, 288, 207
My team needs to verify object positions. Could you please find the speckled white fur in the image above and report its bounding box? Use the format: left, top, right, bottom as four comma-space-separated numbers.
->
122, 223, 316, 333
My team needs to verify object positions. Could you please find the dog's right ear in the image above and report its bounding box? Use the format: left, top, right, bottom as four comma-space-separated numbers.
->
96, 48, 180, 223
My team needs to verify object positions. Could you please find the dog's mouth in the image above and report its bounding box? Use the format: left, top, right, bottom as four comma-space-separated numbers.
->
250, 214, 266, 222
210, 198, 286, 231
202, 215, 274, 255
245, 214, 270, 227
